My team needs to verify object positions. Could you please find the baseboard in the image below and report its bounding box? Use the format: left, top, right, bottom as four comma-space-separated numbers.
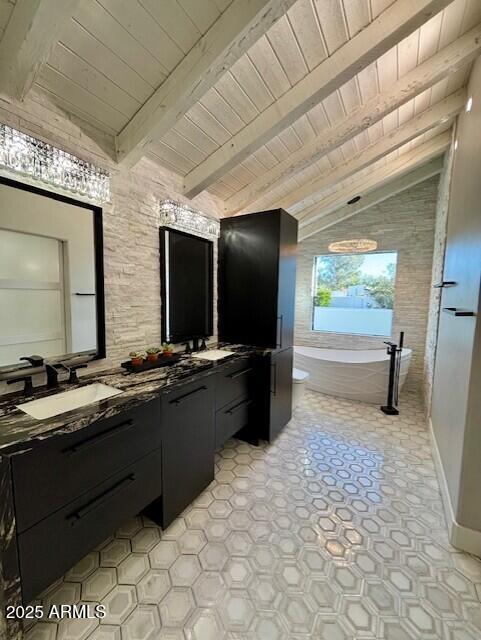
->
429, 418, 481, 557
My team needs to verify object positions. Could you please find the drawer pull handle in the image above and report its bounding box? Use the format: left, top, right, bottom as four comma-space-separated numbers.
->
170, 385, 207, 405
67, 474, 135, 526
228, 367, 253, 380
64, 419, 134, 455
226, 398, 252, 415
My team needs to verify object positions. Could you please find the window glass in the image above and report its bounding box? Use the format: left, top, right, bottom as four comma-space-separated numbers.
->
312, 252, 398, 336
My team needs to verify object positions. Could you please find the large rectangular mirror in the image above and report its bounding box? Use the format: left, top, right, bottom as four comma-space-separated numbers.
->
0, 176, 105, 368
160, 228, 213, 344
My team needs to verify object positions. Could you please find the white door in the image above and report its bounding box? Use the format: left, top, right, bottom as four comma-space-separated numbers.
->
0, 229, 66, 366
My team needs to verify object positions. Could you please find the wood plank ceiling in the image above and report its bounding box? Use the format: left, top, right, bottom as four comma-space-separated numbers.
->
0, 1, 15, 39
0, 0, 480, 229
37, 0, 232, 135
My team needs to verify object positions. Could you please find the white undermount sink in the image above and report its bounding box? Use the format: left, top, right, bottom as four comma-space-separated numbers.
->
191, 349, 235, 361
16, 383, 123, 420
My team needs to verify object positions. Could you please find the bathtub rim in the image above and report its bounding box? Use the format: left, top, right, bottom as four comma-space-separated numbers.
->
293, 345, 412, 365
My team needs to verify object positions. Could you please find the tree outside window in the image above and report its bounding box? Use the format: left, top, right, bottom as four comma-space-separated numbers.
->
312, 252, 398, 336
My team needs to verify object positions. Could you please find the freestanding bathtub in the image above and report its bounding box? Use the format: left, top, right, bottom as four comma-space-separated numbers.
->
293, 346, 412, 404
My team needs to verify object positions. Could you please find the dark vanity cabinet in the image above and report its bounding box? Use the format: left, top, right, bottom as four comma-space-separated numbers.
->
214, 356, 258, 448
219, 209, 298, 349
19, 450, 162, 604
13, 400, 162, 603
6, 356, 265, 609
258, 348, 293, 442
219, 209, 297, 440
12, 402, 161, 533
150, 355, 264, 532
157, 378, 216, 529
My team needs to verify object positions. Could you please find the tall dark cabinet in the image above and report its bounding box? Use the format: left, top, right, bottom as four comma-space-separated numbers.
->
219, 209, 298, 441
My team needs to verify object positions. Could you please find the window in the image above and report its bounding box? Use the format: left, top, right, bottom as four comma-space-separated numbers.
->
0, 229, 67, 365
312, 252, 398, 336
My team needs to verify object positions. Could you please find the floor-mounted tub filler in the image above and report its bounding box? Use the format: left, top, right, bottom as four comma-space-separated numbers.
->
294, 346, 412, 404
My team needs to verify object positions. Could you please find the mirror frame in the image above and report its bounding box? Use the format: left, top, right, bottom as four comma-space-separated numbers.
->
159, 226, 214, 345
0, 174, 106, 363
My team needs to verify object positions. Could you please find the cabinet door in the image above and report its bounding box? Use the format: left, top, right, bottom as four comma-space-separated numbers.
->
161, 379, 215, 528
219, 213, 279, 347
269, 348, 293, 441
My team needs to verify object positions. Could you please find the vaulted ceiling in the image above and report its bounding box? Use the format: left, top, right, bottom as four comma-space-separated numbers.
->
0, 0, 479, 235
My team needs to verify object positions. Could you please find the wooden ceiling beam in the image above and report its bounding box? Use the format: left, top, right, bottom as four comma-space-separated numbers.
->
296, 131, 451, 227
115, 0, 297, 168
0, 0, 80, 101
299, 156, 445, 241
224, 24, 481, 215
274, 89, 465, 211
183, 0, 452, 198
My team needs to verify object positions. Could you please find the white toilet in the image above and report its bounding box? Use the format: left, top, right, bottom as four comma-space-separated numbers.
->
292, 368, 310, 409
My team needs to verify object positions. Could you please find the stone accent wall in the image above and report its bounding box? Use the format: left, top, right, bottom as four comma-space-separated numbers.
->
0, 90, 223, 394
295, 176, 439, 393
424, 133, 455, 412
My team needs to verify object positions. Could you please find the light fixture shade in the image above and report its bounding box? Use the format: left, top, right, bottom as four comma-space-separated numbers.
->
328, 239, 378, 253
159, 199, 220, 240
0, 123, 110, 203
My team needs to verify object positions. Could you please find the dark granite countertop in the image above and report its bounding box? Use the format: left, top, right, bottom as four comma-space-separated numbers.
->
0, 344, 267, 455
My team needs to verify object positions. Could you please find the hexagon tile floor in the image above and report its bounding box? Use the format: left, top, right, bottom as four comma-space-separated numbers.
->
26, 390, 481, 640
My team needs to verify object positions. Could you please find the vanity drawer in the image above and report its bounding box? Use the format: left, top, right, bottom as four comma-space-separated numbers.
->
216, 358, 255, 410
12, 399, 161, 533
18, 448, 162, 604
215, 395, 252, 448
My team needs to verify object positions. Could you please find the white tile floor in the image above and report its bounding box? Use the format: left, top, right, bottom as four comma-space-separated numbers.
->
26, 390, 481, 639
